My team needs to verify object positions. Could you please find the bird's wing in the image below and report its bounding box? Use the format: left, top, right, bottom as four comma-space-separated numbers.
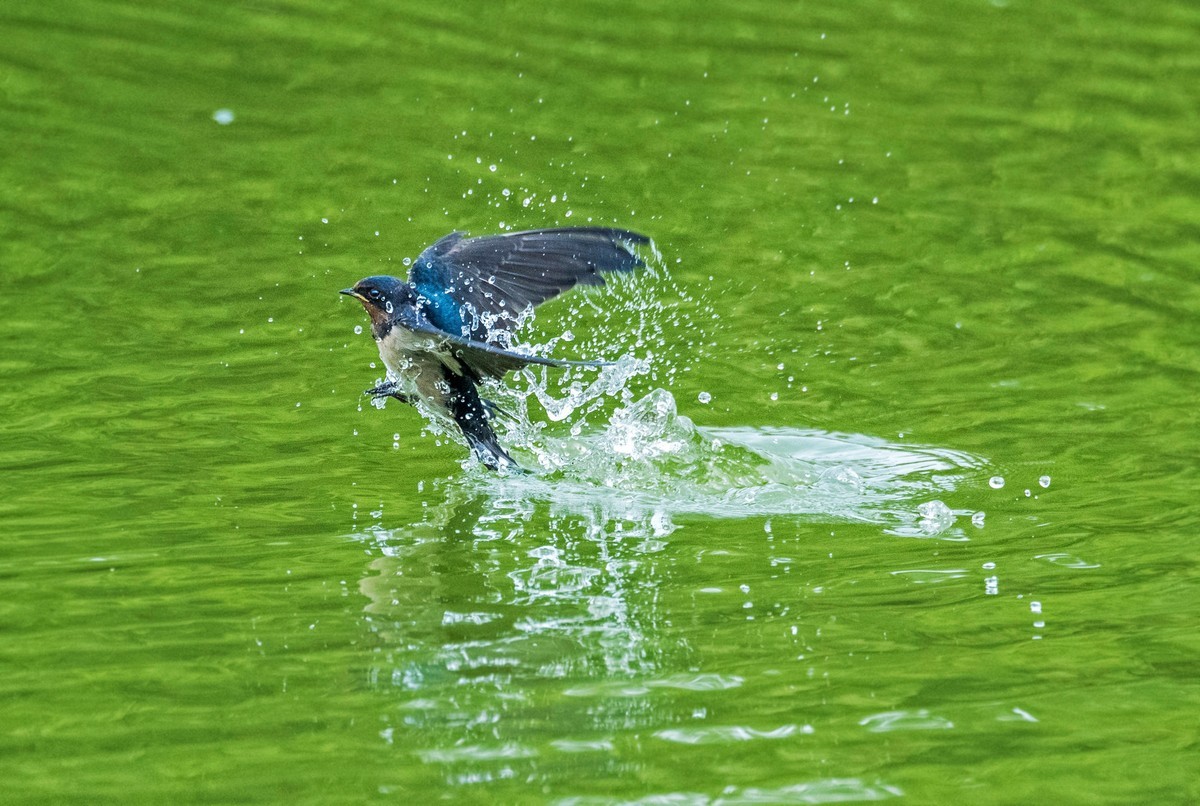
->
394, 307, 611, 380
408, 227, 650, 342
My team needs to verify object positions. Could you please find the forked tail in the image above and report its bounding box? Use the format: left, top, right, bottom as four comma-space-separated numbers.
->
463, 426, 520, 472
445, 369, 521, 472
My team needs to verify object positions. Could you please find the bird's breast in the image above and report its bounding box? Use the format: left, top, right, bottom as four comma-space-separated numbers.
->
376, 327, 464, 384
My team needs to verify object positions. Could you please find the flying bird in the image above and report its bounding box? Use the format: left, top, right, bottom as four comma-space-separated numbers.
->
340, 226, 650, 470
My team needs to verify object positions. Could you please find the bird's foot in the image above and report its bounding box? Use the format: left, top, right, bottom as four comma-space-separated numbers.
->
365, 382, 411, 403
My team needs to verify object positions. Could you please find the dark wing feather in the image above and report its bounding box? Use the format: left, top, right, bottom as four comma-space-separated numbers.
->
394, 306, 612, 380
455, 338, 612, 381
408, 227, 650, 342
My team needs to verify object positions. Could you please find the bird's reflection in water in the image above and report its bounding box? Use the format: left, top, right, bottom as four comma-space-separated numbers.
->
353, 479, 690, 782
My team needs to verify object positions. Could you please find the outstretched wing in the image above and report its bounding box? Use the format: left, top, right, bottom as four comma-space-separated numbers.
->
408, 227, 650, 342
392, 306, 612, 381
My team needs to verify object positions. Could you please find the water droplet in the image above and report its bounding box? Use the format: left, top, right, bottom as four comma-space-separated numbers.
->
988, 476, 1005, 489
212, 108, 234, 125
697, 391, 712, 404
353, 325, 362, 335
917, 500, 955, 534
1038, 475, 1051, 488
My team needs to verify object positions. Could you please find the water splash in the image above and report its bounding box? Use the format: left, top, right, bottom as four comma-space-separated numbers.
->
466, 382, 984, 535
514, 251, 716, 398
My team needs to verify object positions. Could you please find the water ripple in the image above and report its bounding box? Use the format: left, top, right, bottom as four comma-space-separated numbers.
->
417, 743, 537, 763
858, 709, 954, 733
890, 569, 971, 584
655, 724, 811, 744
553, 779, 903, 805
715, 780, 904, 804
1035, 553, 1101, 569
564, 674, 744, 698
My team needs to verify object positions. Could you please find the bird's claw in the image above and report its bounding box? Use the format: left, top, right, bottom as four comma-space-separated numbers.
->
365, 382, 410, 403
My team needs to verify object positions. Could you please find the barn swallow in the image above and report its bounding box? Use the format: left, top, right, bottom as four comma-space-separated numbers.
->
340, 227, 649, 470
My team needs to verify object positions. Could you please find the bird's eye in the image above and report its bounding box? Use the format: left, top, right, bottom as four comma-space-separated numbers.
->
369, 288, 381, 298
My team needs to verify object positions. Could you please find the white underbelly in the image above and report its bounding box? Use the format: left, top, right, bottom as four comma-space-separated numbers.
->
376, 329, 462, 404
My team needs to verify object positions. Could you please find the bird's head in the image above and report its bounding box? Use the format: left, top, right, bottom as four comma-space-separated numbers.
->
340, 276, 412, 326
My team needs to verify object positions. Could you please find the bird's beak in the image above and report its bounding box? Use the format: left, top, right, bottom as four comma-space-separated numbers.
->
340, 288, 365, 300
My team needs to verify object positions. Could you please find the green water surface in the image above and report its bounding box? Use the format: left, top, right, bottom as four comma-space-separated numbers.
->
2, 1, 1198, 803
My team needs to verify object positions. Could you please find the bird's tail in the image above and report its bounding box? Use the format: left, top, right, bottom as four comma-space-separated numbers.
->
463, 425, 520, 472
445, 371, 522, 472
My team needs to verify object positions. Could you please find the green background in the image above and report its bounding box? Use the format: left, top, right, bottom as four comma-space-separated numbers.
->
2, 0, 1198, 802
